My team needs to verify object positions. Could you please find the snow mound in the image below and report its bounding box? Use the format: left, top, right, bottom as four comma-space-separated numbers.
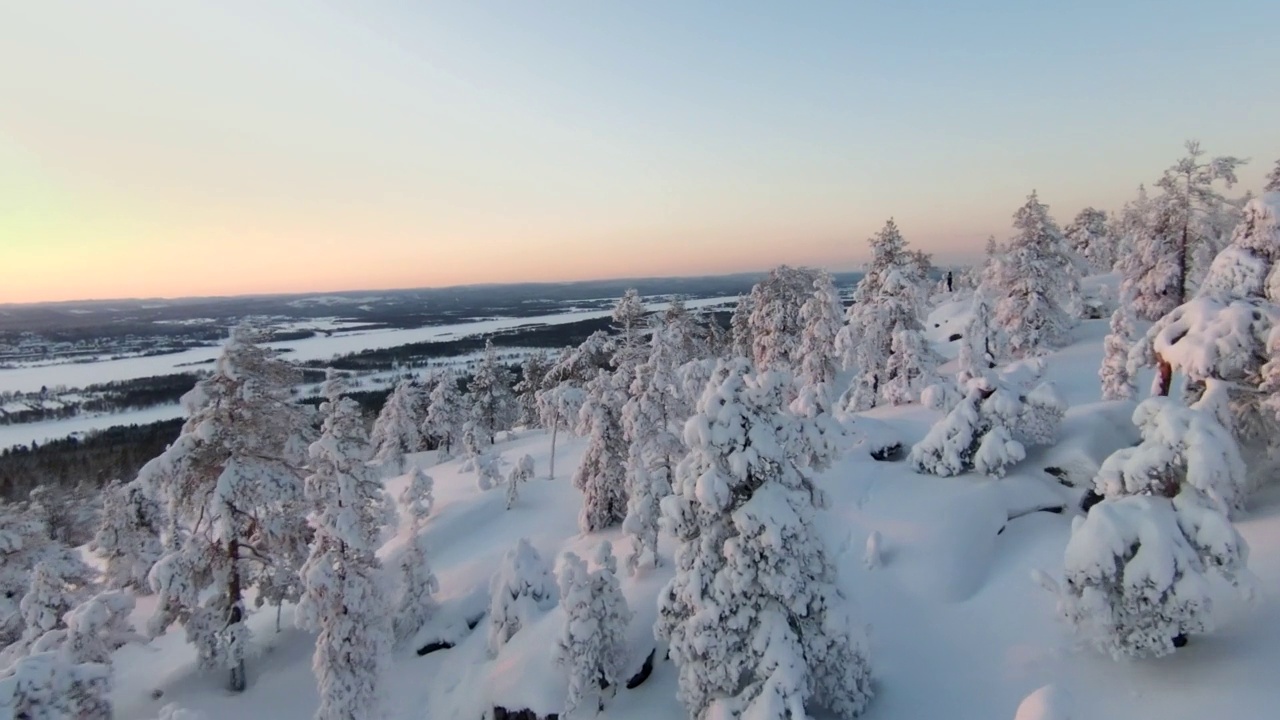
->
1014, 684, 1073, 720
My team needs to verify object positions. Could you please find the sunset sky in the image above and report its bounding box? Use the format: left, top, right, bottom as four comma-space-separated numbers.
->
2, 0, 1277, 304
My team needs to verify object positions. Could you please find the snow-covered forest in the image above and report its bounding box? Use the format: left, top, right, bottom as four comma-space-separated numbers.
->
3, 146, 1280, 719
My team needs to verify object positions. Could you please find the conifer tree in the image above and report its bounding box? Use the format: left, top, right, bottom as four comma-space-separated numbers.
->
469, 339, 517, 445
1100, 303, 1137, 401
394, 468, 438, 646
658, 360, 873, 719
796, 270, 844, 399
556, 543, 632, 716
574, 371, 629, 533
142, 325, 312, 692
90, 479, 163, 592
487, 538, 557, 656
1065, 207, 1116, 273
611, 288, 649, 374
1266, 158, 1280, 193
957, 291, 997, 385
370, 377, 424, 475
993, 191, 1076, 357
424, 369, 466, 460
514, 350, 551, 429
506, 454, 535, 510
296, 374, 393, 720
746, 265, 822, 373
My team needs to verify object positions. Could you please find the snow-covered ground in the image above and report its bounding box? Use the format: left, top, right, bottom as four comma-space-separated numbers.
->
0, 297, 734, 395
105, 310, 1280, 720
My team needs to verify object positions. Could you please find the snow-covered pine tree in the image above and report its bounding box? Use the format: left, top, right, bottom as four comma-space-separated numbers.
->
658, 359, 873, 719
394, 468, 438, 646
0, 501, 66, 647
469, 339, 517, 445
882, 325, 937, 406
89, 479, 163, 592
487, 538, 557, 656
514, 350, 551, 429
1266, 157, 1280, 193
556, 542, 632, 717
370, 377, 424, 475
16, 561, 89, 651
1121, 144, 1246, 319
296, 374, 393, 720
142, 325, 313, 692
1099, 302, 1137, 401
662, 297, 708, 367
536, 383, 586, 481
992, 191, 1076, 357
729, 293, 756, 361
611, 288, 649, 374
424, 369, 466, 460
1064, 207, 1116, 273
957, 291, 997, 385
620, 323, 685, 573
1057, 492, 1247, 659
506, 454, 534, 510
746, 265, 822, 374
574, 370, 629, 533
796, 270, 844, 401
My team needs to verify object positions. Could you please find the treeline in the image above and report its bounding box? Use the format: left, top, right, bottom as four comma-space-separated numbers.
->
0, 419, 183, 503
0, 374, 200, 425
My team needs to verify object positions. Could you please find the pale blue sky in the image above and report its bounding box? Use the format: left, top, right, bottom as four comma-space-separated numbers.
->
1, 0, 1277, 302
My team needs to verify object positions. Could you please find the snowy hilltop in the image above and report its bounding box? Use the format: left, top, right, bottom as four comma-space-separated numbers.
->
3, 151, 1280, 720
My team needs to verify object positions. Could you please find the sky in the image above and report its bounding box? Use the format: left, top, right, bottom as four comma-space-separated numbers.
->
1, 0, 1278, 304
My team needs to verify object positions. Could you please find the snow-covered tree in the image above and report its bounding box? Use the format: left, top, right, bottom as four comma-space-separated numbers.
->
394, 468, 438, 646
796, 270, 844, 400
746, 265, 822, 373
611, 288, 649, 373
487, 538, 557, 656
0, 590, 139, 719
957, 291, 998, 385
469, 339, 517, 445
506, 454, 535, 510
621, 323, 685, 573
536, 383, 586, 481
86, 479, 162, 593
424, 370, 466, 460
909, 377, 1066, 478
574, 370, 629, 533
882, 326, 937, 406
1121, 143, 1247, 319
514, 350, 551, 429
141, 325, 313, 692
729, 293, 755, 361
1266, 158, 1280, 193
1057, 492, 1247, 659
296, 375, 392, 720
0, 503, 76, 648
370, 377, 424, 475
658, 359, 873, 719
1100, 303, 1137, 401
1093, 395, 1249, 516
16, 561, 89, 651
992, 191, 1076, 358
556, 543, 632, 716
1065, 207, 1116, 273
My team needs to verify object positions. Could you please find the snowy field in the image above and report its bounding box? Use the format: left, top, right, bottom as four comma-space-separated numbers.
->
0, 297, 734, 395
104, 308, 1280, 720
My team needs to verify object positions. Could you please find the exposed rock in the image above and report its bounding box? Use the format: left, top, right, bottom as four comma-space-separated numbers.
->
416, 640, 455, 657
870, 442, 904, 462
492, 708, 558, 720
625, 648, 656, 690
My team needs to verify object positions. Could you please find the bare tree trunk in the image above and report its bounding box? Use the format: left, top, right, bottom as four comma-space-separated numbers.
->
549, 419, 559, 480
227, 538, 247, 693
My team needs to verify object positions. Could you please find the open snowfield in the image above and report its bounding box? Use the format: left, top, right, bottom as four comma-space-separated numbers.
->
105, 311, 1280, 720
0, 297, 735, 396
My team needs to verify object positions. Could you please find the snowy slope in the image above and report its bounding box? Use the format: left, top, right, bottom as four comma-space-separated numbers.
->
108, 316, 1280, 720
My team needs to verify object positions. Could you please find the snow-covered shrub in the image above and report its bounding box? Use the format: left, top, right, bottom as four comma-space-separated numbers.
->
1057, 493, 1248, 659
487, 539, 557, 656
1092, 395, 1248, 517
573, 371, 628, 533
921, 380, 962, 414
394, 469, 438, 646
1100, 303, 1137, 401
506, 454, 534, 510
658, 359, 873, 719
555, 543, 632, 716
909, 377, 1065, 478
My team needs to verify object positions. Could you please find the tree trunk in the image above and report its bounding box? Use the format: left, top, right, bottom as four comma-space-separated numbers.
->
1155, 353, 1173, 397
1178, 222, 1190, 304
549, 420, 559, 480
227, 538, 247, 693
